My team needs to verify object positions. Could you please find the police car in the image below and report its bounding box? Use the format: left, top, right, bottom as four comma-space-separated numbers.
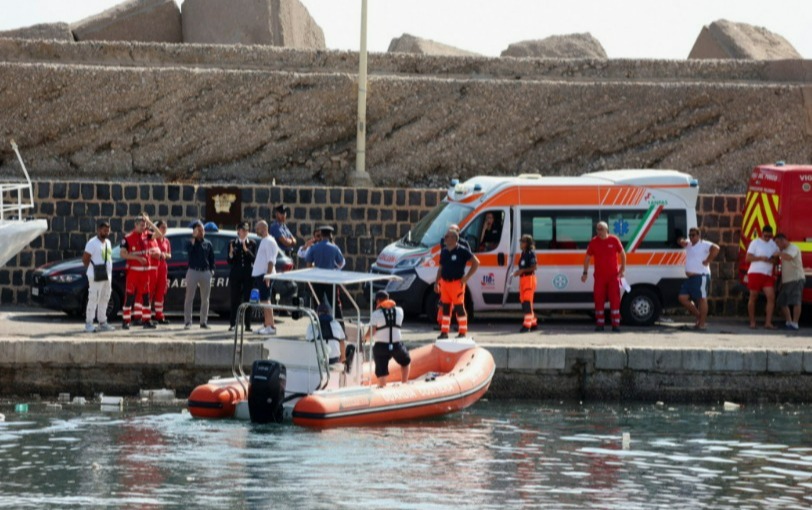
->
30, 228, 297, 321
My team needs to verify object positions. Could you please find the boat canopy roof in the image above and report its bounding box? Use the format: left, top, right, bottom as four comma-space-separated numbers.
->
265, 268, 401, 286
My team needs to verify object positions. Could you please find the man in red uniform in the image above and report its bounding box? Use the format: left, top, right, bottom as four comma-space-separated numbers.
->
121, 216, 161, 329
581, 221, 626, 332
150, 220, 172, 324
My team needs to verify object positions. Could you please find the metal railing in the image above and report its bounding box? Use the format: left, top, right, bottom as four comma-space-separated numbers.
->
1, 141, 36, 221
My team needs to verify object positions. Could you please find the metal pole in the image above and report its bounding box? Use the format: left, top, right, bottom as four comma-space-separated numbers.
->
350, 0, 373, 187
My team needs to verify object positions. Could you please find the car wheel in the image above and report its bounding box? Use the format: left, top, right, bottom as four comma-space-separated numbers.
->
621, 287, 661, 327
106, 290, 121, 322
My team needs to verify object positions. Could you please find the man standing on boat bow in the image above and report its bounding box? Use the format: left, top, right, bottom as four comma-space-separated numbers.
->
367, 291, 410, 388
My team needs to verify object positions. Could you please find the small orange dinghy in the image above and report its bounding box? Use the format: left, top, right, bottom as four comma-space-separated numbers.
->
187, 269, 494, 427
293, 340, 494, 427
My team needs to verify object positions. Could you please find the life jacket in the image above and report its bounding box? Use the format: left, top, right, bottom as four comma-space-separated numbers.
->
377, 299, 400, 345
318, 314, 336, 341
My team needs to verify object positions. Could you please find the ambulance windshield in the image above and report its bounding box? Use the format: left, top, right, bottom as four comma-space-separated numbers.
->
402, 202, 473, 248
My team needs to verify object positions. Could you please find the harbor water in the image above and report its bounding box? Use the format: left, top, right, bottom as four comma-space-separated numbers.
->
1, 400, 811, 509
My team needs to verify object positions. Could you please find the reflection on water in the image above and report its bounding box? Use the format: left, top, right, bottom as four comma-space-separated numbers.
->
1, 400, 811, 509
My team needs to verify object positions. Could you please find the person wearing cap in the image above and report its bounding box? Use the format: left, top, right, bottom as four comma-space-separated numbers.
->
305, 302, 347, 365
251, 220, 279, 335
581, 221, 626, 333
435, 224, 470, 330
120, 215, 161, 329
677, 228, 719, 330
82, 221, 115, 333
746, 225, 779, 329
149, 220, 172, 324
305, 225, 346, 317
774, 232, 804, 331
183, 220, 215, 330
270, 204, 296, 257
365, 291, 410, 388
228, 221, 257, 332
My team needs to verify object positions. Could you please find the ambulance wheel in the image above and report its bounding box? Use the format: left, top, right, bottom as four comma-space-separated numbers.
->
621, 287, 661, 326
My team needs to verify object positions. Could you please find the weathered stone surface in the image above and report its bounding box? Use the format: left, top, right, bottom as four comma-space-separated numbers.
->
15, 340, 96, 365
72, 0, 182, 43
97, 340, 194, 365
682, 349, 712, 371
712, 349, 767, 372
689, 19, 802, 60
767, 350, 804, 373
594, 347, 626, 370
388, 33, 479, 57
0, 23, 73, 42
628, 349, 655, 370
486, 345, 509, 370
501, 33, 607, 59
0, 39, 809, 192
181, 0, 325, 49
507, 347, 565, 370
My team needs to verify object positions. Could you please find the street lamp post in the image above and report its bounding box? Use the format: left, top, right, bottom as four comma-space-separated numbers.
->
350, 0, 373, 187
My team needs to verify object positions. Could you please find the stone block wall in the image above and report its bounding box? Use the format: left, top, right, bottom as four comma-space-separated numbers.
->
0, 181, 747, 317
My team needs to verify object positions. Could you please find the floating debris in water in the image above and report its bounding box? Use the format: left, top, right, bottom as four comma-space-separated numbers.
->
100, 396, 123, 411
139, 388, 176, 401
71, 397, 87, 405
0, 413, 5, 421
45, 403, 62, 411
14, 403, 28, 413
723, 402, 741, 411
655, 401, 664, 406
58, 393, 71, 404
622, 432, 631, 449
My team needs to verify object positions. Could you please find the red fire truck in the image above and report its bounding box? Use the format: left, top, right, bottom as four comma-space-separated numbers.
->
737, 163, 812, 304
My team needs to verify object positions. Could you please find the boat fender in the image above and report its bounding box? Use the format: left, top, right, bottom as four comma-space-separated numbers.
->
248, 360, 287, 424
344, 344, 356, 373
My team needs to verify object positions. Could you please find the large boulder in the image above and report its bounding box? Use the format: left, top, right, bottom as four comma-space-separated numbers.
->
72, 0, 182, 43
181, 0, 325, 49
502, 33, 607, 59
688, 19, 802, 60
0, 23, 73, 42
388, 33, 479, 57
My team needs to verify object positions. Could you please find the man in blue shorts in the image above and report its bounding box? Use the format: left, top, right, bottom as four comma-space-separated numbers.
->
678, 228, 720, 330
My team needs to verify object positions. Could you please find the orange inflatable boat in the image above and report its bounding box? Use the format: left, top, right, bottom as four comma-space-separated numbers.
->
292, 340, 495, 428
187, 269, 495, 426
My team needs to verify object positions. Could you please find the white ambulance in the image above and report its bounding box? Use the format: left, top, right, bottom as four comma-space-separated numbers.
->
371, 170, 699, 326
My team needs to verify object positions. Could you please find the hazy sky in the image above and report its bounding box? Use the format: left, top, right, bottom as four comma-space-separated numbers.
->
0, 0, 809, 59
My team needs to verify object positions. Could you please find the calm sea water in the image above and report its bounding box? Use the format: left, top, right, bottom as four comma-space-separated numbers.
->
1, 399, 811, 509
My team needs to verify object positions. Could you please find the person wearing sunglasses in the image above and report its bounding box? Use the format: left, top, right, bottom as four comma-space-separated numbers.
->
677, 228, 720, 330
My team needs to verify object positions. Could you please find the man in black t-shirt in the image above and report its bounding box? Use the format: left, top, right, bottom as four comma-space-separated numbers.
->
434, 230, 479, 339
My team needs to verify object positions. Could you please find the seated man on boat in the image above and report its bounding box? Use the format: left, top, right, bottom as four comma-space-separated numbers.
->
366, 291, 411, 388
305, 302, 346, 365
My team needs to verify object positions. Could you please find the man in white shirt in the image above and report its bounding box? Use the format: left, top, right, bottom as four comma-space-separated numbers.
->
82, 221, 115, 333
746, 226, 779, 329
365, 291, 410, 388
775, 233, 805, 330
252, 220, 279, 335
678, 228, 720, 330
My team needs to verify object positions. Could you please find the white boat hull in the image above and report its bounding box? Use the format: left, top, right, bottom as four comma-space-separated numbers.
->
0, 219, 48, 267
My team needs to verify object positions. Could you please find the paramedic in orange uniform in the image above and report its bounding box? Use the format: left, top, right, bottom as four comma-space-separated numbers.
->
581, 221, 626, 332
513, 234, 538, 333
434, 230, 479, 339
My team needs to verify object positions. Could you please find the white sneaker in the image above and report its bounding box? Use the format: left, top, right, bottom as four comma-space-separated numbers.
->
257, 326, 277, 335
98, 323, 116, 332
84, 323, 96, 333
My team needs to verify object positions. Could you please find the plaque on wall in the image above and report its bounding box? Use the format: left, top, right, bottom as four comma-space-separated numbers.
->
206, 187, 241, 229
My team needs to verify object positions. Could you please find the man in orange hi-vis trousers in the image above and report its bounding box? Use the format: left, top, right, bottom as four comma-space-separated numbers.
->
514, 234, 538, 333
434, 230, 480, 339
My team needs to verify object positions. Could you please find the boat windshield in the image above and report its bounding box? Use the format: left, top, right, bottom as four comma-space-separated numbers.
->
401, 202, 473, 248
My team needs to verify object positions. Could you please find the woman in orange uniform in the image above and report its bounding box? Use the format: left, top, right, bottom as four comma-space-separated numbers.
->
514, 235, 538, 333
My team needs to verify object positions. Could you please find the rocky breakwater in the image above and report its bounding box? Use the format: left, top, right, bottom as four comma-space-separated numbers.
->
0, 39, 810, 192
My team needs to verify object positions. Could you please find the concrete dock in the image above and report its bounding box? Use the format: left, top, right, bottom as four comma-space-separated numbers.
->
1, 307, 809, 403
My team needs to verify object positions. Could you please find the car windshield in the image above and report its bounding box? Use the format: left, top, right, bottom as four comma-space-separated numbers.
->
401, 202, 473, 248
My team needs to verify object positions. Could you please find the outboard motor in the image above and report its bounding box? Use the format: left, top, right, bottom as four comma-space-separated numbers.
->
248, 360, 286, 424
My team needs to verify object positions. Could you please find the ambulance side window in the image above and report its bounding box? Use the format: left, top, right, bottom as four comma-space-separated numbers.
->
520, 210, 596, 250
602, 210, 687, 249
